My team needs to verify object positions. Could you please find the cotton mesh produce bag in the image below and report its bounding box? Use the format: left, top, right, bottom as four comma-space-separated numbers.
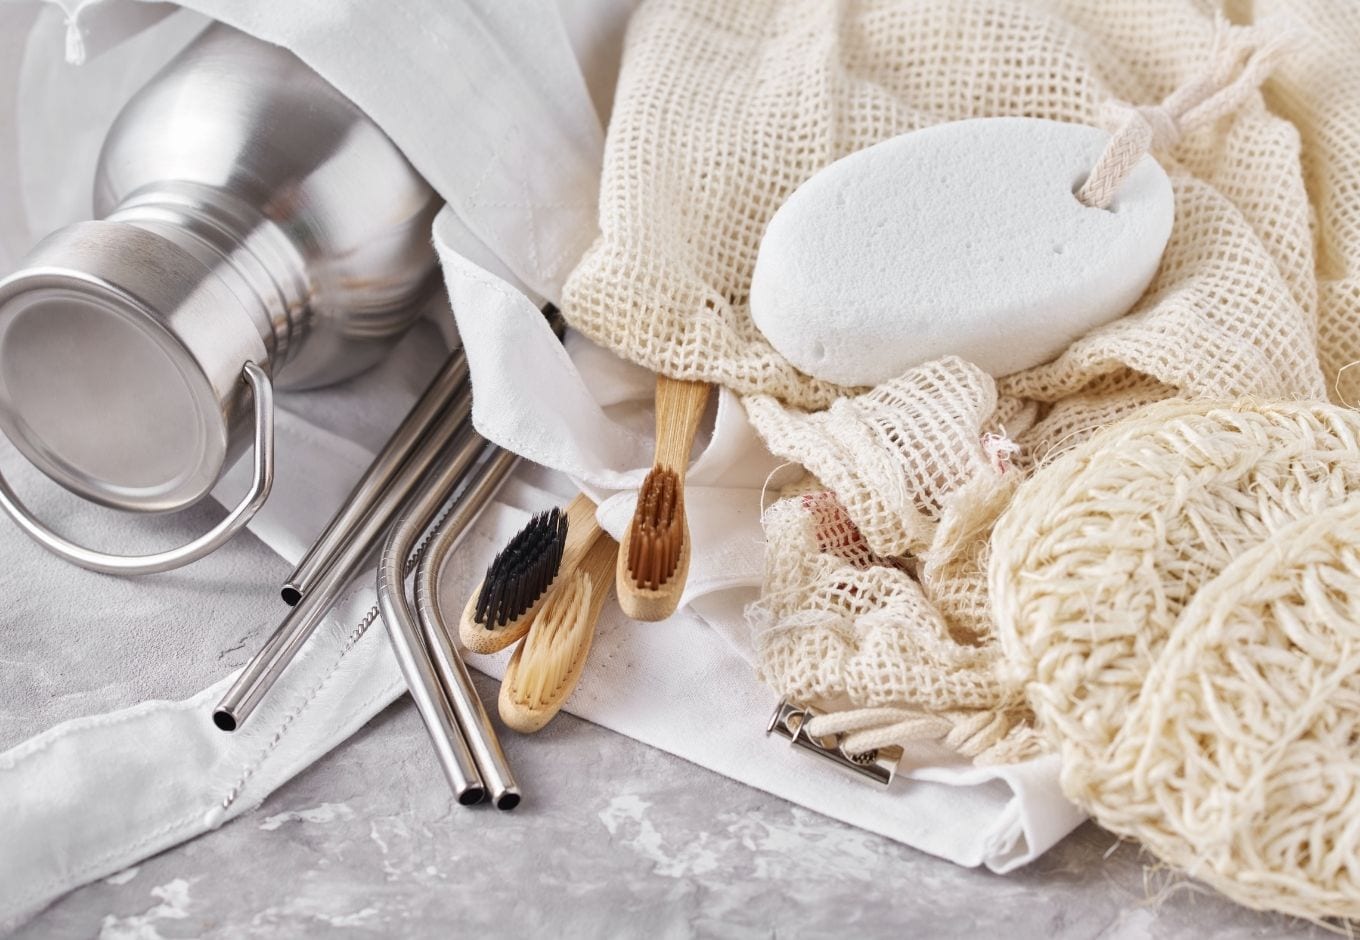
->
560, 0, 1360, 758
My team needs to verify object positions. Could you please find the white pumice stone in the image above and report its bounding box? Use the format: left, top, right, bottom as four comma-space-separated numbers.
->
749, 117, 1175, 385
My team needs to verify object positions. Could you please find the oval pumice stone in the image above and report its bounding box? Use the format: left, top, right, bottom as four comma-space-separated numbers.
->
749, 117, 1175, 386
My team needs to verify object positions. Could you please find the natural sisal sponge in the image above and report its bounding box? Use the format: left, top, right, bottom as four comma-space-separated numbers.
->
990, 398, 1360, 923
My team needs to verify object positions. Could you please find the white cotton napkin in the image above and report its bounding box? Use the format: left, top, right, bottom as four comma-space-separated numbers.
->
0, 0, 1086, 926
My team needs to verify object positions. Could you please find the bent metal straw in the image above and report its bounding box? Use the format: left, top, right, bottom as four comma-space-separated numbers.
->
378, 429, 519, 808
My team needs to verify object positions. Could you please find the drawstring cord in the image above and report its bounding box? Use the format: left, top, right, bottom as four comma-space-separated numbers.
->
1076, 21, 1292, 210
804, 705, 1019, 760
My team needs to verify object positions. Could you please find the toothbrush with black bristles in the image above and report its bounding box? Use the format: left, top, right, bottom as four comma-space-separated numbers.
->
459, 494, 593, 654
475, 507, 567, 627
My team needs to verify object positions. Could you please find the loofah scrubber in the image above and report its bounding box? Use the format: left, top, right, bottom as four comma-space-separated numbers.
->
990, 398, 1360, 924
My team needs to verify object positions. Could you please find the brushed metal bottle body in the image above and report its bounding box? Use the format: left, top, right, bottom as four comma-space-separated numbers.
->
0, 23, 441, 520
92, 24, 442, 393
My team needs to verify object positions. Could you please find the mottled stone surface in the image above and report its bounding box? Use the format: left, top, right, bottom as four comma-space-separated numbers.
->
16, 682, 1333, 939
0, 316, 1337, 937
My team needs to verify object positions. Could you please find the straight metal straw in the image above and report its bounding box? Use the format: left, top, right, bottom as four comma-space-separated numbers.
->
378, 437, 520, 808
415, 446, 521, 809
281, 349, 468, 606
212, 384, 474, 732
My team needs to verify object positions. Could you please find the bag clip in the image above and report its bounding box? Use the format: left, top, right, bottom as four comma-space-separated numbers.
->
766, 698, 901, 787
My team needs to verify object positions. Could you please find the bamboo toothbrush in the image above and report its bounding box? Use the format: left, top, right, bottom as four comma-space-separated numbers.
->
499, 517, 618, 733
616, 376, 711, 621
460, 494, 596, 654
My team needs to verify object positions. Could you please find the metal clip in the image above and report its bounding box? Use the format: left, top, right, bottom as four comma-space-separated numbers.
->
766, 698, 902, 787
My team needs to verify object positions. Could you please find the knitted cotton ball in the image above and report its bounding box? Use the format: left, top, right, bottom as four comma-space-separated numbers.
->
990, 399, 1360, 923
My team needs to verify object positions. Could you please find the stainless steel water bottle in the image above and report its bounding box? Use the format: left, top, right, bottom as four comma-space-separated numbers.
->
0, 23, 442, 573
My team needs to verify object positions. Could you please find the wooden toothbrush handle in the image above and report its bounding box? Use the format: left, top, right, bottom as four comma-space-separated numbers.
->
653, 376, 711, 472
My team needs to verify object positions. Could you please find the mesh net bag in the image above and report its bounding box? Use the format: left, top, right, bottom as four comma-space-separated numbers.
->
560, 0, 1360, 757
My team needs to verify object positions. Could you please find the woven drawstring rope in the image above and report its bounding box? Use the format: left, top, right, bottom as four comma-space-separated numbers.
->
1076, 21, 1292, 209
805, 707, 950, 753
804, 704, 1022, 761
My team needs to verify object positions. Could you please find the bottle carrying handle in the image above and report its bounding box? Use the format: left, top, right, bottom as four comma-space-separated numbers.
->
0, 361, 275, 575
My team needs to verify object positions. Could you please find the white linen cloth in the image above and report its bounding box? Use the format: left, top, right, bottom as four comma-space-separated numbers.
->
0, 1, 1084, 927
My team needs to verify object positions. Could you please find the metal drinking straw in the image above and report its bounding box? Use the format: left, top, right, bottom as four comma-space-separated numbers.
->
280, 349, 468, 606
213, 380, 473, 732
379, 438, 521, 809
414, 446, 522, 809
215, 308, 562, 731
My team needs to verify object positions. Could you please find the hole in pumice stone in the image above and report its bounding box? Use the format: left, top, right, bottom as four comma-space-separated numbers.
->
1071, 176, 1118, 213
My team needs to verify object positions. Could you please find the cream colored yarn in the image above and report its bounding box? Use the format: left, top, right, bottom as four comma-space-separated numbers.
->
562, 0, 1360, 759
990, 399, 1360, 922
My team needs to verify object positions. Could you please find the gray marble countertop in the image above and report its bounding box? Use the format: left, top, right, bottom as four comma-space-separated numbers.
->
15, 675, 1335, 939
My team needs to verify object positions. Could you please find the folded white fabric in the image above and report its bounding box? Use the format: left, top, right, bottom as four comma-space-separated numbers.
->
0, 0, 1084, 926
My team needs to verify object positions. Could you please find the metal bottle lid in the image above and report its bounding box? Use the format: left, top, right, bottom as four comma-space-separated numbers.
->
0, 220, 271, 512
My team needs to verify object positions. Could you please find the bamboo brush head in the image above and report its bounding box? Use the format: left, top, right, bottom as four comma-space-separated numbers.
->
460, 507, 568, 654
616, 466, 691, 622
499, 533, 617, 733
